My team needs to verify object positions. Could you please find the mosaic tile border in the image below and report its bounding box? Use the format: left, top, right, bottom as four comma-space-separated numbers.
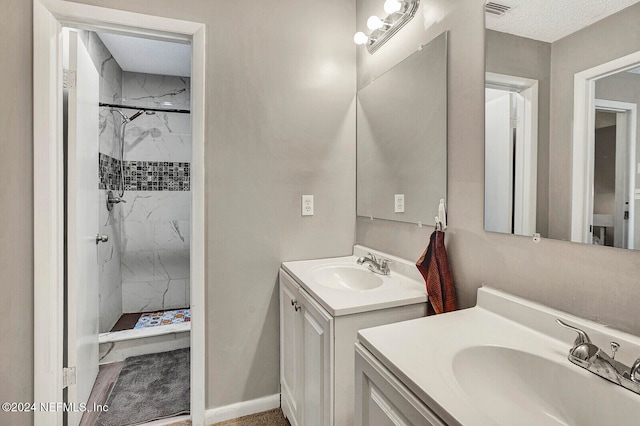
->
99, 153, 190, 191
99, 153, 121, 191
124, 161, 190, 191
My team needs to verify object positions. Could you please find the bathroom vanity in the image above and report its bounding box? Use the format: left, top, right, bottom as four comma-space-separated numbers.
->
280, 246, 427, 426
354, 287, 640, 426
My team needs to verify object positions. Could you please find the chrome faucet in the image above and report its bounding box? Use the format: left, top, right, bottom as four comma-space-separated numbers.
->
357, 252, 391, 275
556, 319, 640, 395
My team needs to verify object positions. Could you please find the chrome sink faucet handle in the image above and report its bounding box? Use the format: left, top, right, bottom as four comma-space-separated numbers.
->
556, 319, 592, 346
631, 358, 640, 383
379, 258, 391, 274
610, 342, 620, 360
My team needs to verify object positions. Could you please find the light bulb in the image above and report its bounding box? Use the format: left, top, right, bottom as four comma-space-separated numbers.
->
353, 32, 369, 45
384, 0, 402, 14
367, 16, 384, 30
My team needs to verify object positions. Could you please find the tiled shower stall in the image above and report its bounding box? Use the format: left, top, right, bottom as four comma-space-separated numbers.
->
87, 32, 191, 333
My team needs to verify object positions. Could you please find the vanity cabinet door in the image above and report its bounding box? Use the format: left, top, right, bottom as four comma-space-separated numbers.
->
299, 289, 334, 426
355, 344, 445, 426
280, 270, 304, 426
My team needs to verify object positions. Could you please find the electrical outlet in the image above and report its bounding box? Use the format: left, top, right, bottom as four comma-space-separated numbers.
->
394, 194, 405, 213
302, 195, 314, 216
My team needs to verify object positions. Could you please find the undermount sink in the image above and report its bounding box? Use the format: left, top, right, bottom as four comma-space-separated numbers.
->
311, 265, 383, 291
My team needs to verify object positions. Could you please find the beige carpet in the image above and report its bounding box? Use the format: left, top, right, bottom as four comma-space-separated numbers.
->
211, 409, 290, 426
163, 409, 289, 426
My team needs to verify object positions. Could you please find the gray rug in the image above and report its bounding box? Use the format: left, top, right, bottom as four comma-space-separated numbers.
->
95, 348, 190, 426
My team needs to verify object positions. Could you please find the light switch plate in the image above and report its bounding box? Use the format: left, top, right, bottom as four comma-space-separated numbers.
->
394, 194, 405, 213
302, 195, 314, 216
635, 189, 640, 200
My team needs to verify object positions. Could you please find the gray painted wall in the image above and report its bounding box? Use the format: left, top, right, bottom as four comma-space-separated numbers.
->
485, 30, 551, 237
356, 0, 640, 339
0, 1, 34, 425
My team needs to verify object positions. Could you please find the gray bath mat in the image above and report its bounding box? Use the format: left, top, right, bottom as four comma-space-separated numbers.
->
95, 348, 190, 426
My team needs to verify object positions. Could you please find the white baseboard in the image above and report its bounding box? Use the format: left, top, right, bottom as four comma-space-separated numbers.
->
204, 394, 280, 425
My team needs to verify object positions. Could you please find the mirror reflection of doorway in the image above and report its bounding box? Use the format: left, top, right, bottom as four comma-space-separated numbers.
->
591, 100, 637, 249
485, 73, 538, 236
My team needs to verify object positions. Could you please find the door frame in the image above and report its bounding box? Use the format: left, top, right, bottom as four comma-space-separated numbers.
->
33, 1, 206, 424
571, 50, 640, 244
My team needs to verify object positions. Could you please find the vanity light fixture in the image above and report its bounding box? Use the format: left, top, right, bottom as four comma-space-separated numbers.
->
353, 0, 420, 54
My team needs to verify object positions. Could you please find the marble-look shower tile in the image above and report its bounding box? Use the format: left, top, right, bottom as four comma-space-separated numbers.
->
121, 221, 154, 253
86, 32, 123, 104
156, 249, 190, 280
154, 220, 190, 250
122, 72, 190, 110
100, 283, 122, 333
125, 131, 191, 163
159, 111, 191, 134
121, 279, 188, 313
121, 191, 191, 222
99, 108, 122, 158
121, 251, 156, 282
121, 110, 190, 135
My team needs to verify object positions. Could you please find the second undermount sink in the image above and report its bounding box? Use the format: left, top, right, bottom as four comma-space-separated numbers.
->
311, 265, 384, 291
452, 345, 640, 426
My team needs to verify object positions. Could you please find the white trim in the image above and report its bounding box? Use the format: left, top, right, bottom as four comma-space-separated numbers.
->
203, 394, 281, 425
572, 50, 640, 243
593, 99, 637, 249
485, 72, 539, 236
33, 1, 207, 425
138, 415, 191, 426
99, 322, 191, 344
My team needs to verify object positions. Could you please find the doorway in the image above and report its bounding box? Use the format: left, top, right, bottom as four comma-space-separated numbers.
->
571, 53, 640, 247
64, 27, 193, 425
33, 1, 205, 425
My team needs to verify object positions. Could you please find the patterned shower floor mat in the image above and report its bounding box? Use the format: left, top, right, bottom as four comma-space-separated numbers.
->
134, 309, 191, 329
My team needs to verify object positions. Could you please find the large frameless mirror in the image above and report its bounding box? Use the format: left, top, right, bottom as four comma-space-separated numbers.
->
357, 31, 448, 225
484, 0, 640, 249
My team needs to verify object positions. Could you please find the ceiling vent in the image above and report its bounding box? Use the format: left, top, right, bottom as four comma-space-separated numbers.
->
485, 2, 511, 16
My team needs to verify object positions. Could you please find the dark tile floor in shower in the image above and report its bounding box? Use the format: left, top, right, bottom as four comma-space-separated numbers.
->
110, 313, 143, 331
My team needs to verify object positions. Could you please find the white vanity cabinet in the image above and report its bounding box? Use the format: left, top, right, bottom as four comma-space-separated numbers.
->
279, 262, 427, 426
354, 343, 446, 426
280, 269, 334, 426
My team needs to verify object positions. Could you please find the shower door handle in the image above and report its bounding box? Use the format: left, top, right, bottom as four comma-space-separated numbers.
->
96, 234, 109, 244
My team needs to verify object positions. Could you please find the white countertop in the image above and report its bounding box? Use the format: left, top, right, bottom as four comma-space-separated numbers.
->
281, 245, 427, 316
357, 287, 640, 426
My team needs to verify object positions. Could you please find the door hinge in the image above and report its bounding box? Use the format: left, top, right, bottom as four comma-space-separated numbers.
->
62, 366, 76, 389
63, 69, 76, 89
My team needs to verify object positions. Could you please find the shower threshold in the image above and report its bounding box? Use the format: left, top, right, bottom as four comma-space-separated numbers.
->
99, 309, 191, 364
99, 321, 190, 344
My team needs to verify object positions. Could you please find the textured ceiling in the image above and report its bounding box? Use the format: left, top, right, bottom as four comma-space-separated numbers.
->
97, 33, 191, 78
486, 0, 640, 43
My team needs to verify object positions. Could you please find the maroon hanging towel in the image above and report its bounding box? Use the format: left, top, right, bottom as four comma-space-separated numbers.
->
416, 229, 457, 315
